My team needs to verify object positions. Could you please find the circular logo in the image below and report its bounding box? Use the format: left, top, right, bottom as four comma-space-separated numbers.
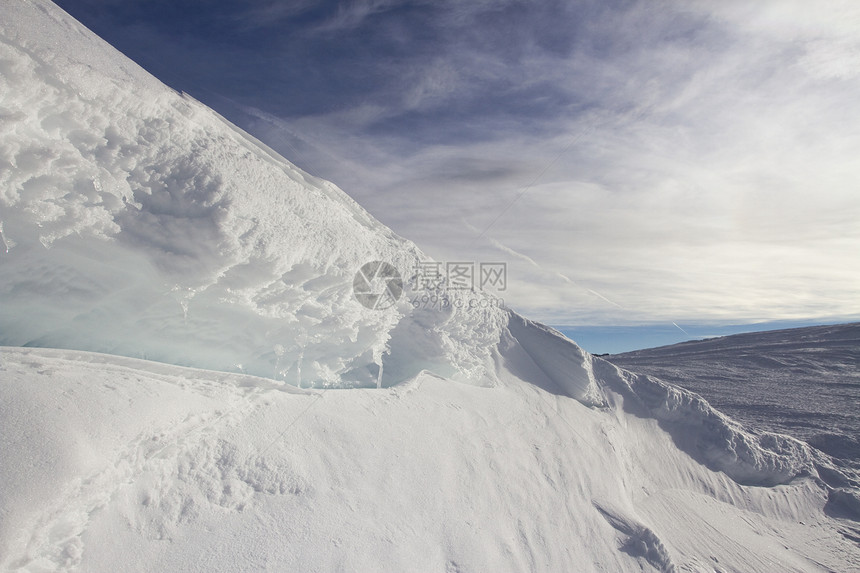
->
353, 261, 403, 310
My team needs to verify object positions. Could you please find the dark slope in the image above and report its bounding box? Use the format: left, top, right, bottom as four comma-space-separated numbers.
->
609, 323, 860, 464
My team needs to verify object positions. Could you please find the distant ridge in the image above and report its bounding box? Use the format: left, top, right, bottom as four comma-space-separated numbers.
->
610, 322, 860, 464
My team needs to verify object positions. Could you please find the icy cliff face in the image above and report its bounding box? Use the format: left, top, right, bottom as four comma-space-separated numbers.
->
0, 0, 506, 386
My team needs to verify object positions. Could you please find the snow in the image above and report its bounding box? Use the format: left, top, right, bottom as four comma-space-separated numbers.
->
0, 0, 503, 388
609, 324, 860, 468
1, 1, 859, 571
2, 346, 858, 572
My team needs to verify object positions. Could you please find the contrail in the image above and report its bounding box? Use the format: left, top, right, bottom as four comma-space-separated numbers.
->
586, 288, 624, 309
672, 322, 690, 335
488, 237, 541, 268
479, 234, 627, 311
556, 271, 624, 309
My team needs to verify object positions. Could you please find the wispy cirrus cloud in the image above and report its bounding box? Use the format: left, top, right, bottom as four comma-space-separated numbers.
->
53, 0, 860, 326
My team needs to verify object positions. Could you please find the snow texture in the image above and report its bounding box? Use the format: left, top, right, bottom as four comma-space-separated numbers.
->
609, 323, 860, 467
0, 0, 504, 388
0, 1, 859, 571
2, 346, 859, 573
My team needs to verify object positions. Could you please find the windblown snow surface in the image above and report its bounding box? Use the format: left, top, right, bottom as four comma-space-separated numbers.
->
0, 1, 858, 571
609, 324, 860, 468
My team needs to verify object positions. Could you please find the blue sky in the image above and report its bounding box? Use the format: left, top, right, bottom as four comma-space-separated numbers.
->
54, 0, 860, 351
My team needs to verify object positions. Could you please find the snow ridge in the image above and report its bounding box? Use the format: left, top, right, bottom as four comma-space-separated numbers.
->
0, 0, 506, 387
595, 359, 821, 486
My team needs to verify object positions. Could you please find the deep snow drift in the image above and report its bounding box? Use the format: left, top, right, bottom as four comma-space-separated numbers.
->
1, 1, 859, 571
2, 345, 859, 573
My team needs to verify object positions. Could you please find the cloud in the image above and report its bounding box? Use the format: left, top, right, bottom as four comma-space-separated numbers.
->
315, 0, 404, 32
230, 0, 322, 31
53, 0, 860, 326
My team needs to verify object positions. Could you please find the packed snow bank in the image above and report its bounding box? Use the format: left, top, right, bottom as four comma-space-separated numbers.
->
504, 314, 605, 406
592, 360, 822, 487
2, 346, 859, 573
0, 0, 505, 387
499, 315, 849, 489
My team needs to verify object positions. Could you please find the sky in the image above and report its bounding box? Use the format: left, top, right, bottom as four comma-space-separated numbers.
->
53, 0, 860, 351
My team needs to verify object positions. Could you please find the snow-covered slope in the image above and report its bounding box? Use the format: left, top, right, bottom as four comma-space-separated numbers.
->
2, 346, 859, 573
1, 1, 859, 571
609, 324, 860, 463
